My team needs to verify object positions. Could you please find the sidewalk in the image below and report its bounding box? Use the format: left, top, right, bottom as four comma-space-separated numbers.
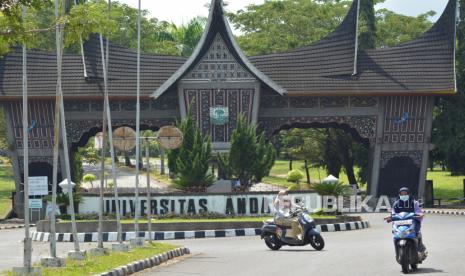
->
424, 208, 465, 216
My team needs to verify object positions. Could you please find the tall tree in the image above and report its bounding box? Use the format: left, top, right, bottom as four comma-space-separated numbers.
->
358, 0, 377, 49
228, 0, 352, 56
432, 0, 465, 175
375, 9, 434, 48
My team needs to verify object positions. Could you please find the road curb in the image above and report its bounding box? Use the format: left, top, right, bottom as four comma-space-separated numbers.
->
30, 221, 370, 242
0, 224, 35, 230
97, 247, 190, 276
424, 210, 465, 216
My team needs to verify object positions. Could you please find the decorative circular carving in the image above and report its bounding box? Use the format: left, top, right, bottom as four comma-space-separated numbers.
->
112, 127, 136, 151
157, 126, 183, 150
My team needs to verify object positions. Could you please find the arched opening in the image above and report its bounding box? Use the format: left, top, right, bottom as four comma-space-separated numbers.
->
266, 121, 371, 191
378, 156, 420, 198
70, 123, 163, 189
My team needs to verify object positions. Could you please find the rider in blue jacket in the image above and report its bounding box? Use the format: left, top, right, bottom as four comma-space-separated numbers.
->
386, 187, 426, 252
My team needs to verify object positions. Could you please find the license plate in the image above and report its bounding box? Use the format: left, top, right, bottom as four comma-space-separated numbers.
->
394, 219, 413, 226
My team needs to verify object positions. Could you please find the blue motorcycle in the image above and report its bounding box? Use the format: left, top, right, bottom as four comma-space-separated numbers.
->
391, 212, 427, 274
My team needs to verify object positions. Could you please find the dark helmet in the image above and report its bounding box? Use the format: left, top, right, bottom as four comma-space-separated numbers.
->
399, 187, 410, 194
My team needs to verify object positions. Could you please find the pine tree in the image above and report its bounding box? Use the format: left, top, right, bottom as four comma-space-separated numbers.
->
252, 133, 276, 183
229, 114, 257, 186
172, 108, 214, 188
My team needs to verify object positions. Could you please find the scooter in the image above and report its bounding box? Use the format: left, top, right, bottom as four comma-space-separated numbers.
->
260, 204, 325, 251
391, 212, 427, 274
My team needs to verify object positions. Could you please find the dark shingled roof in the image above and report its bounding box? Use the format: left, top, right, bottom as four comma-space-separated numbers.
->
0, 36, 186, 98
250, 0, 457, 95
0, 0, 457, 98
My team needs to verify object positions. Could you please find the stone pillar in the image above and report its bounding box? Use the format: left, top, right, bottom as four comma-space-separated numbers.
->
417, 98, 435, 199
424, 180, 434, 207
369, 97, 385, 197
3, 103, 23, 217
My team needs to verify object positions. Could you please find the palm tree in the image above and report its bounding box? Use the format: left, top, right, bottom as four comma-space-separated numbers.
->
165, 17, 206, 56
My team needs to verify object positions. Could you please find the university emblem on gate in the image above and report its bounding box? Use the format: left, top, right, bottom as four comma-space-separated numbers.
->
210, 106, 229, 125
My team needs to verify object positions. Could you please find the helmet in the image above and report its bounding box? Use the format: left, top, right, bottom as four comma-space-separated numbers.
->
399, 187, 410, 194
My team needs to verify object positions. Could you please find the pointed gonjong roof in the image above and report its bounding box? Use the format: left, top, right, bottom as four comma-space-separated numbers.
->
151, 0, 287, 98
0, 0, 457, 98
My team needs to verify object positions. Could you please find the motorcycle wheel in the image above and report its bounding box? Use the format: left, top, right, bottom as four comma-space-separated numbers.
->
398, 247, 410, 274
308, 234, 325, 251
264, 234, 281, 251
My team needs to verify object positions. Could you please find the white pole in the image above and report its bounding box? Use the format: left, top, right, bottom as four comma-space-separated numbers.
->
21, 5, 32, 272
99, 34, 123, 243
49, 0, 62, 259
146, 138, 152, 242
96, 0, 112, 251
57, 0, 80, 253
134, 0, 142, 239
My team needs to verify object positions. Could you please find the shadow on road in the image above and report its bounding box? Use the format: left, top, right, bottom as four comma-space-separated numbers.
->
410, 267, 445, 274
268, 249, 324, 252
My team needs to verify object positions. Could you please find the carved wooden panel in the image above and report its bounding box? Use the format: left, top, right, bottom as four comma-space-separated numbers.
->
184, 89, 255, 142
383, 96, 428, 144
183, 34, 254, 82
9, 100, 55, 150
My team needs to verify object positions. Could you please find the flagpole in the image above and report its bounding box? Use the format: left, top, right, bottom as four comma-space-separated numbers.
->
49, 0, 62, 260
55, 0, 83, 257
133, 0, 142, 245
99, 33, 125, 247
21, 5, 32, 272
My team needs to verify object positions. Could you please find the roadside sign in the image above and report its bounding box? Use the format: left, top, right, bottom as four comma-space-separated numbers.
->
28, 176, 48, 196
45, 203, 60, 218
28, 199, 43, 209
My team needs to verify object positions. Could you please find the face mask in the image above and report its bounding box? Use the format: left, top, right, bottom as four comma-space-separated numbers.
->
399, 195, 409, 202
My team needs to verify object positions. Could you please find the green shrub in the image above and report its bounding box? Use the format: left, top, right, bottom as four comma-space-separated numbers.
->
287, 169, 304, 183
313, 181, 351, 197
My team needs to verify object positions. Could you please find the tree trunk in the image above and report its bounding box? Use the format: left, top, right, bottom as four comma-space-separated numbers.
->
160, 149, 165, 175
344, 158, 357, 185
289, 155, 293, 171
304, 159, 310, 184
124, 152, 131, 166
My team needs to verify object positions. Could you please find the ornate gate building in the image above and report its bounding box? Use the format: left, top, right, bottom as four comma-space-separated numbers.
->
0, 0, 458, 215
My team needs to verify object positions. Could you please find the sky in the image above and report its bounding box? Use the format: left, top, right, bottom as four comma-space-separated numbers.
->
116, 0, 450, 26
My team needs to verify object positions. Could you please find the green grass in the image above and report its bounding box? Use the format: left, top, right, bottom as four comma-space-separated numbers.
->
265, 159, 362, 188
4, 242, 177, 276
427, 170, 465, 200
0, 162, 15, 219
268, 159, 465, 200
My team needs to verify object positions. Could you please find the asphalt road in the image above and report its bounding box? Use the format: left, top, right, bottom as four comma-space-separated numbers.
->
0, 213, 464, 275
137, 213, 465, 276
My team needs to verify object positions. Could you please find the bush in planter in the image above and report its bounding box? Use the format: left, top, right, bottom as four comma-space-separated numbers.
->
313, 181, 352, 214
287, 169, 304, 183
313, 181, 352, 197
83, 173, 97, 189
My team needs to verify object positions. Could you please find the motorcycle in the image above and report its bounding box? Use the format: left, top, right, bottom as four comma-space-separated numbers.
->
260, 204, 325, 251
391, 212, 427, 274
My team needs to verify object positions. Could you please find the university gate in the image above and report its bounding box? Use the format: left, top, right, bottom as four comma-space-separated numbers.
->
0, 0, 458, 216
